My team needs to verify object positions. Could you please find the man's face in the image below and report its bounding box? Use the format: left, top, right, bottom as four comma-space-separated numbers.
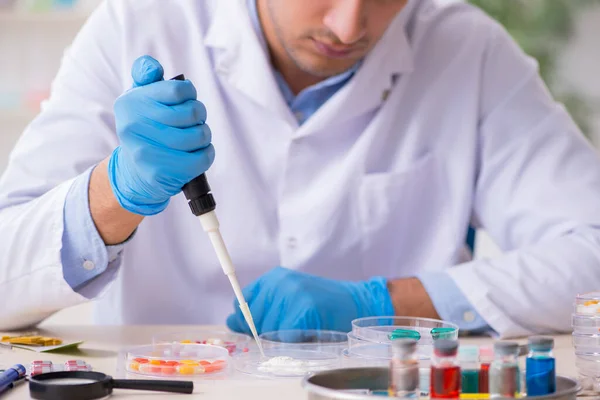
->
263, 0, 409, 78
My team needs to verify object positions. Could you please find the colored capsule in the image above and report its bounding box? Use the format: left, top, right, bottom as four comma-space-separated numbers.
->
389, 329, 421, 341
128, 361, 139, 371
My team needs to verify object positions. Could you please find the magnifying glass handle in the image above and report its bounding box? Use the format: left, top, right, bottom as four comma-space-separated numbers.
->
111, 379, 193, 394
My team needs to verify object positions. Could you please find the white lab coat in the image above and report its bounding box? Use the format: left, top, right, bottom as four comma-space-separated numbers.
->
1, 0, 600, 337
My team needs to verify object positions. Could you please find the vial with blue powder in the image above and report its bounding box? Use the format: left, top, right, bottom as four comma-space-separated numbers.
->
525, 336, 556, 396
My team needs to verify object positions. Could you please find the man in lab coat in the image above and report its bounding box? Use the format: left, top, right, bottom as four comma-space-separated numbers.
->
1, 0, 599, 338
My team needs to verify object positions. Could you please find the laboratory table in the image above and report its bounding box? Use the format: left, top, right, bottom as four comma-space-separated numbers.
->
0, 326, 582, 399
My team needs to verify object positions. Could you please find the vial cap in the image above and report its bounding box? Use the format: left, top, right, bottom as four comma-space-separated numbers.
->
494, 341, 519, 356
479, 346, 494, 360
458, 345, 479, 362
433, 339, 458, 356
528, 336, 554, 351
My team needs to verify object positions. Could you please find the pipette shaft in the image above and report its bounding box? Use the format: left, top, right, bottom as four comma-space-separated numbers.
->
198, 211, 265, 357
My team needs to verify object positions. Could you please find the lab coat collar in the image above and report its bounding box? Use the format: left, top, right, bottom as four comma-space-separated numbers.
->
204, 0, 416, 128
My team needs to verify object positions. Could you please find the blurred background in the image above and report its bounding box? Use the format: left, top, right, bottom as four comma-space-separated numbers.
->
0, 0, 599, 325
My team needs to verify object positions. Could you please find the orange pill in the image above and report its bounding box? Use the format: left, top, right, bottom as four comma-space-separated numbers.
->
198, 361, 210, 366
162, 366, 176, 375
134, 358, 149, 364
128, 362, 139, 372
164, 361, 179, 366
149, 360, 163, 365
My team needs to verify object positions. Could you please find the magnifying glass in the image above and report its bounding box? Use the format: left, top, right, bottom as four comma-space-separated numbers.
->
29, 371, 194, 400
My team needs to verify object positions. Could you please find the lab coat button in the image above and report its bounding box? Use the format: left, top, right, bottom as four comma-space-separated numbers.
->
83, 260, 95, 271
287, 237, 297, 249
463, 311, 475, 322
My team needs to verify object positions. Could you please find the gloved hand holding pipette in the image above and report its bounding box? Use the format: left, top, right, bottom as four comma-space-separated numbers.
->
109, 55, 215, 216
226, 267, 395, 335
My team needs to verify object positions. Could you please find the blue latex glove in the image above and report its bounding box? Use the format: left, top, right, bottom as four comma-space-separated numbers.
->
108, 55, 215, 215
226, 267, 395, 335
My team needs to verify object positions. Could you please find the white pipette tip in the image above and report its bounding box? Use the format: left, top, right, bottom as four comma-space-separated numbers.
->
240, 302, 265, 358
197, 211, 265, 358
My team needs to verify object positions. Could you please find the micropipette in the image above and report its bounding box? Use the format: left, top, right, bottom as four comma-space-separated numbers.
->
172, 74, 265, 357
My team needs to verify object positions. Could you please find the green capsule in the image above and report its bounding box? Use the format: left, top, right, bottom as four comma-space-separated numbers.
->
388, 329, 421, 341
431, 327, 456, 340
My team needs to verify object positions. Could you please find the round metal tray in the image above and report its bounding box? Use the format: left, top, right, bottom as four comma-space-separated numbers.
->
302, 367, 581, 400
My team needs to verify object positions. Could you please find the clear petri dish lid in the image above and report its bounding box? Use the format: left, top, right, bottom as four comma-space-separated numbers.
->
575, 292, 600, 315
153, 329, 250, 355
572, 313, 600, 334
351, 316, 458, 345
576, 353, 600, 376
125, 343, 230, 378
346, 333, 433, 361
572, 332, 600, 352
233, 348, 339, 378
259, 330, 347, 355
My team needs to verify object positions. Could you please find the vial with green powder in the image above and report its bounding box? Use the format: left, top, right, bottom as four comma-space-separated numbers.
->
458, 345, 480, 393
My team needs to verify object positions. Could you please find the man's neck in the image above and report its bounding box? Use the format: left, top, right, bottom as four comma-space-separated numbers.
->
256, 0, 323, 95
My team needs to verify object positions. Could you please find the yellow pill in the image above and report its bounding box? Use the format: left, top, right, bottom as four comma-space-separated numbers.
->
128, 362, 140, 372
149, 359, 163, 365
180, 340, 192, 344
179, 360, 198, 365
178, 365, 205, 375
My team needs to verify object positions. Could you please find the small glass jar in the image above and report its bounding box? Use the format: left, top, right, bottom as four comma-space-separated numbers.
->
389, 338, 419, 398
490, 341, 520, 398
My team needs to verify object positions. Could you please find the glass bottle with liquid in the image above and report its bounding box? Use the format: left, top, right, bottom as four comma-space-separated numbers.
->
526, 336, 556, 396
430, 339, 461, 399
459, 346, 480, 394
389, 338, 420, 398
490, 341, 520, 398
478, 346, 494, 394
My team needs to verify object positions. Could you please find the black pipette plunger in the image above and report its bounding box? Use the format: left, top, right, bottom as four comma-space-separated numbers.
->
171, 74, 216, 217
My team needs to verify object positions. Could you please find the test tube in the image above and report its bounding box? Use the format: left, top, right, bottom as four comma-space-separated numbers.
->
430, 339, 461, 399
388, 339, 419, 398
489, 342, 520, 398
525, 336, 556, 396
459, 346, 480, 394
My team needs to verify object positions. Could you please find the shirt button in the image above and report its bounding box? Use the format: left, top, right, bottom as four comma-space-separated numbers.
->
83, 260, 95, 271
287, 237, 298, 249
463, 311, 476, 322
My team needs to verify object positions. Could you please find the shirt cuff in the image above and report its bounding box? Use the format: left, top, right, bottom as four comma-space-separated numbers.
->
61, 167, 126, 298
417, 270, 492, 333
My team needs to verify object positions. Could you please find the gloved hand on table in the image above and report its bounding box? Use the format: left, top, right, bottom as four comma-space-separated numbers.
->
108, 55, 215, 216
226, 267, 395, 335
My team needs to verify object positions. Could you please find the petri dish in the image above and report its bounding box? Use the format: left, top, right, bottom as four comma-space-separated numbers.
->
351, 316, 458, 345
572, 332, 600, 352
153, 329, 250, 355
575, 292, 600, 315
125, 343, 230, 378
572, 314, 600, 335
344, 333, 432, 365
233, 348, 339, 378
259, 330, 347, 355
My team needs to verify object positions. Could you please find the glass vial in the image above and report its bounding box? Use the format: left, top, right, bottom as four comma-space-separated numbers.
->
389, 338, 420, 398
430, 339, 461, 399
478, 346, 494, 394
526, 336, 556, 396
459, 345, 480, 394
490, 341, 520, 398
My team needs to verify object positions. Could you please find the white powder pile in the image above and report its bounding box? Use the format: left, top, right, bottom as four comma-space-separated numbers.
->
257, 356, 315, 375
